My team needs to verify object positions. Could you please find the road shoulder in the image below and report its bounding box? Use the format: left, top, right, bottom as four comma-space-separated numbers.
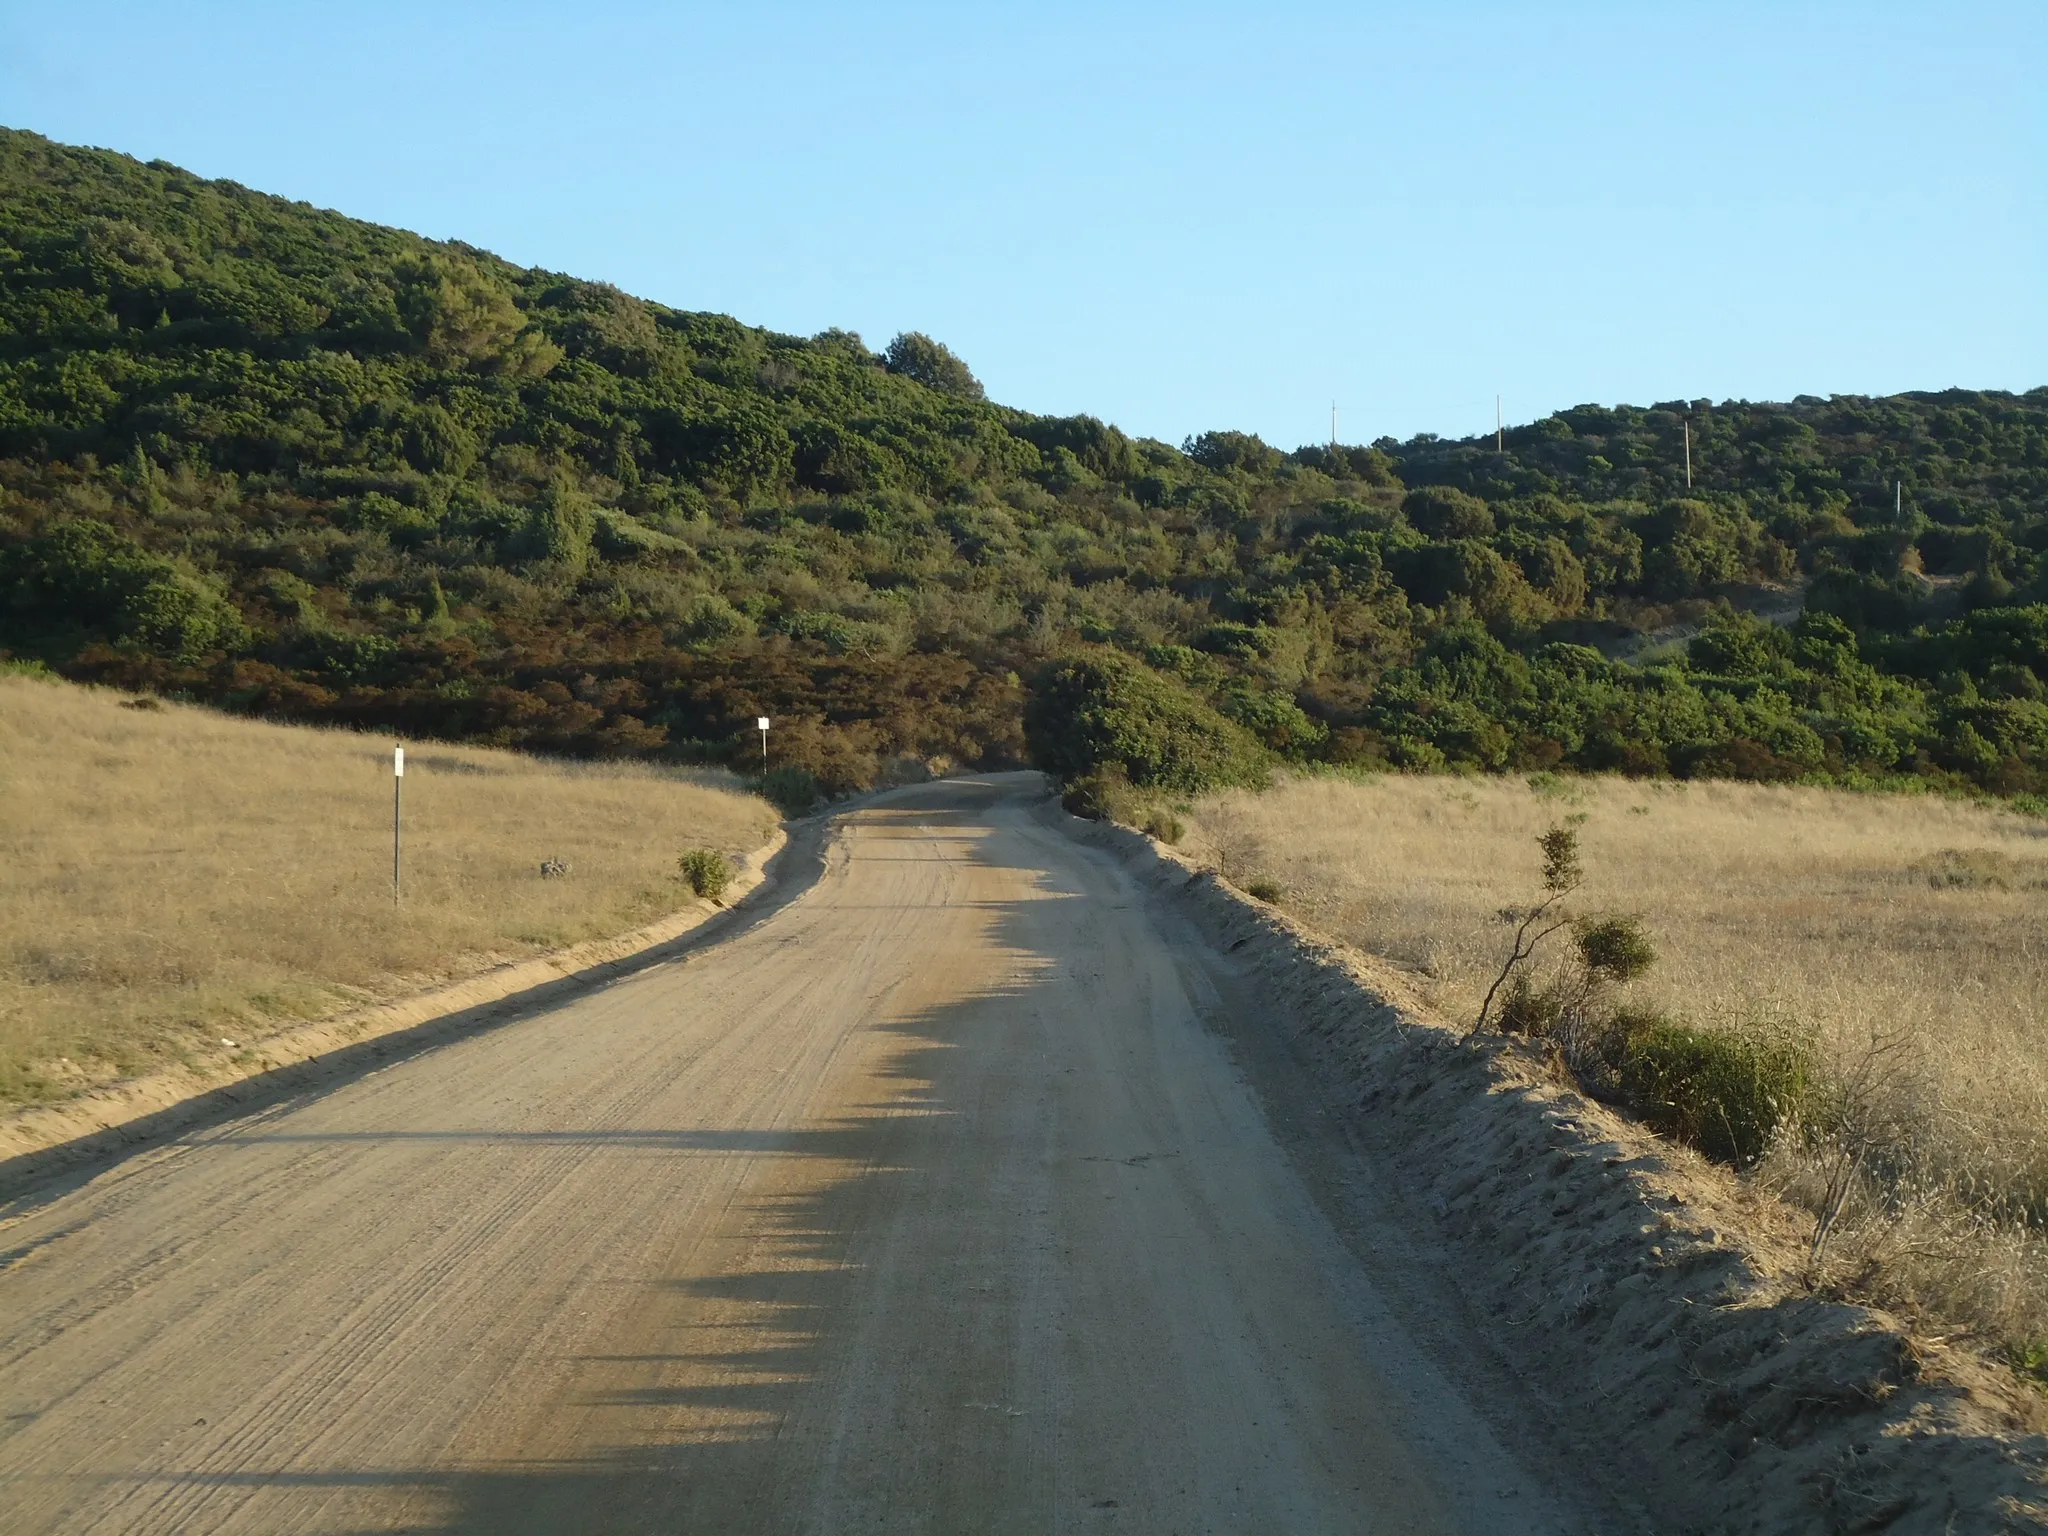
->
1057, 805, 2048, 1535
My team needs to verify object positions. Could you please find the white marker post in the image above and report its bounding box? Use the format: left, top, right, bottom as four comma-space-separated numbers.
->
392, 743, 405, 905
756, 716, 770, 773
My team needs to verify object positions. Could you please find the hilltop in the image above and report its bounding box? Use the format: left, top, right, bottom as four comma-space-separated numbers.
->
2, 126, 2046, 798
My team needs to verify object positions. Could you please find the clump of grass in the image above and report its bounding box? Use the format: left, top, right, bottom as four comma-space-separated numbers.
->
1911, 847, 2036, 890
1143, 808, 1185, 845
678, 848, 733, 901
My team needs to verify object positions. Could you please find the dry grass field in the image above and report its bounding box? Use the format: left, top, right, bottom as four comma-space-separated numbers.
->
0, 671, 776, 1106
1187, 770, 2048, 1358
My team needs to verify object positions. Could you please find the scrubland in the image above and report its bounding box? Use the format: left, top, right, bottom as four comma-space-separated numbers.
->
1189, 770, 2048, 1364
0, 672, 776, 1105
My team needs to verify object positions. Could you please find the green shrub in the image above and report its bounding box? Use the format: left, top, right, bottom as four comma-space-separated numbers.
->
0, 519, 245, 661
1574, 915, 1656, 982
1496, 974, 1565, 1037
1620, 1017, 1815, 1166
1244, 877, 1282, 904
678, 848, 733, 901
757, 765, 819, 817
1024, 648, 1269, 796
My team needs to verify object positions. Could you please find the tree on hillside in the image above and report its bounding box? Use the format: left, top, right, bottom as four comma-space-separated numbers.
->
882, 331, 984, 400
1183, 430, 1280, 475
395, 252, 561, 377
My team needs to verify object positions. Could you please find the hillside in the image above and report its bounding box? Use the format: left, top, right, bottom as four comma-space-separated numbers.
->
3, 127, 2047, 797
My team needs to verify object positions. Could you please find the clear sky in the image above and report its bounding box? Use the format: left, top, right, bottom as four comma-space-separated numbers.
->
2, 2, 2041, 448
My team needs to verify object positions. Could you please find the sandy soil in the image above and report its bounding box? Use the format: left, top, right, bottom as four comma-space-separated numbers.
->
0, 775, 1603, 1535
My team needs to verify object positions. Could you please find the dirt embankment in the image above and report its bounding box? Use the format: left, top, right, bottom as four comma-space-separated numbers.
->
1076, 816, 2048, 1534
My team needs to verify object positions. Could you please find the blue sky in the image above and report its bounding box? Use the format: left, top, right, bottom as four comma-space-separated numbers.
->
2, 2, 2040, 447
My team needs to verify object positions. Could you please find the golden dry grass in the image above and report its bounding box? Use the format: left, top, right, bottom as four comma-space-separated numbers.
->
1187, 769, 2048, 1354
0, 672, 776, 1104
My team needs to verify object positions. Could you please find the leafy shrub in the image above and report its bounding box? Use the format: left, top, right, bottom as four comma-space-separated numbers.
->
1025, 649, 1268, 795
6, 131, 2048, 800
756, 765, 819, 817
0, 519, 245, 661
1574, 915, 1656, 982
1497, 973, 1565, 1037
1402, 484, 1495, 540
1244, 877, 1282, 903
881, 331, 983, 400
1620, 1017, 1815, 1166
678, 848, 733, 901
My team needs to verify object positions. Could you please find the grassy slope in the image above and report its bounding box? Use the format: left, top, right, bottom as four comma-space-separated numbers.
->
0, 669, 774, 1105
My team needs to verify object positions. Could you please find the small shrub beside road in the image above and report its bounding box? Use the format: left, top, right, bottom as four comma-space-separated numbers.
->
679, 848, 734, 901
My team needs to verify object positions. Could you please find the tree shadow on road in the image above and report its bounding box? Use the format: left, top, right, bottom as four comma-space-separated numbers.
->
92, 791, 1105, 1534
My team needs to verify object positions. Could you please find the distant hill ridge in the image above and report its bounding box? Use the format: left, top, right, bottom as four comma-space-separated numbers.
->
3, 125, 2046, 800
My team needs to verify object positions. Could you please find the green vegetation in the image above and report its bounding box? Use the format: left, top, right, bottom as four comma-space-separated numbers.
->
1023, 648, 1268, 796
1620, 1017, 1817, 1168
1478, 825, 1816, 1168
677, 847, 732, 901
2, 128, 2046, 800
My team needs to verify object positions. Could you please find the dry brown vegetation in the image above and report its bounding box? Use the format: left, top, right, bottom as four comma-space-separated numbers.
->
0, 671, 776, 1106
1187, 769, 2048, 1369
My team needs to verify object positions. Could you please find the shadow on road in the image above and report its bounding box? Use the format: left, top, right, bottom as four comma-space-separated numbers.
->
101, 782, 1090, 1533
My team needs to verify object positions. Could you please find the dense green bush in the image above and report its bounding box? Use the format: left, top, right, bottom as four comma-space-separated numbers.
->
1024, 649, 1269, 795
678, 848, 733, 901
1620, 1017, 1816, 1167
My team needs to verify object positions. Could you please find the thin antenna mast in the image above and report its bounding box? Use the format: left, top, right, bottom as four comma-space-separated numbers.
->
1684, 420, 1693, 489
1331, 401, 1337, 450
1496, 395, 1503, 453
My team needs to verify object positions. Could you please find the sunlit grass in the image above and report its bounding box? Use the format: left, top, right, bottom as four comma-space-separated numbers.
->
0, 675, 776, 1104
1189, 769, 2048, 1356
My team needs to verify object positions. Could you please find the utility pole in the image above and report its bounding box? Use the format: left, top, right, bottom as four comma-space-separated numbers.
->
1496, 395, 1503, 453
1330, 401, 1337, 450
1684, 420, 1693, 490
392, 743, 404, 905
1896, 479, 1903, 521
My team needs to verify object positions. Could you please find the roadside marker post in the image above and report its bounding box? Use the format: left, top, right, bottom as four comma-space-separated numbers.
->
393, 743, 404, 905
756, 716, 770, 772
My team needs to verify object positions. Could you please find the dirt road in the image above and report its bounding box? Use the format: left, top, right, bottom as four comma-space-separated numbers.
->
0, 776, 1592, 1533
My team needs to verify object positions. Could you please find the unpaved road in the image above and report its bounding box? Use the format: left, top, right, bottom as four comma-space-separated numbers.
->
0, 776, 1592, 1533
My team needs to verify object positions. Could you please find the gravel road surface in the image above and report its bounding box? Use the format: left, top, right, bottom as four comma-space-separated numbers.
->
0, 775, 1589, 1533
